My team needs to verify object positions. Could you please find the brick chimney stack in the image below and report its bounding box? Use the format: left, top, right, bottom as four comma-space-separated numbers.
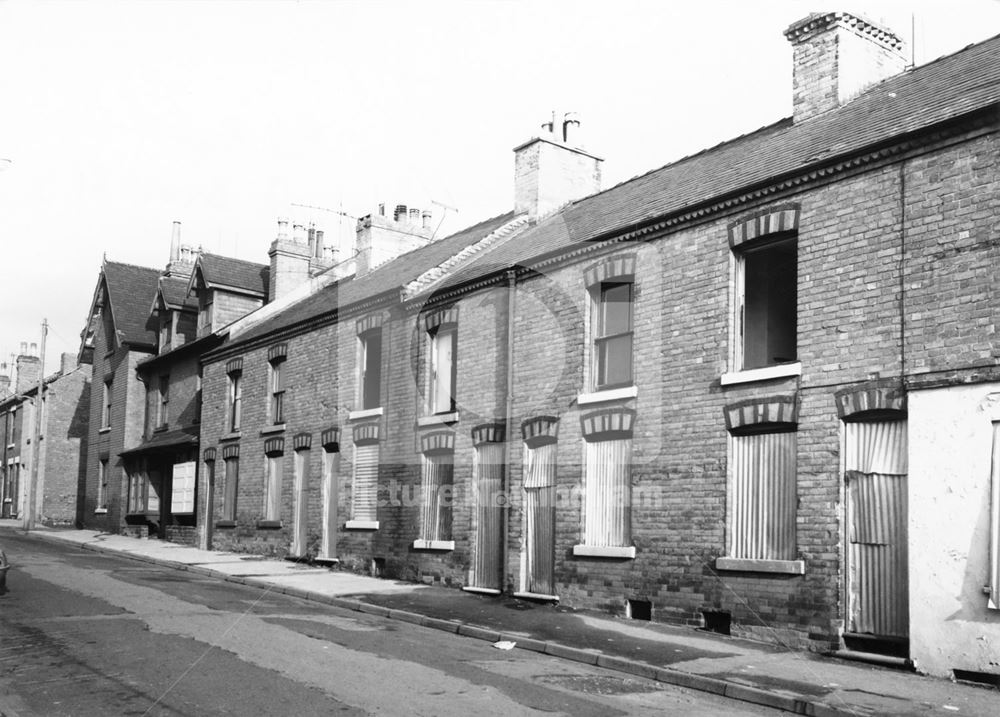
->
268, 217, 312, 301
15, 342, 41, 395
785, 12, 906, 122
354, 203, 434, 277
60, 352, 77, 376
0, 362, 10, 397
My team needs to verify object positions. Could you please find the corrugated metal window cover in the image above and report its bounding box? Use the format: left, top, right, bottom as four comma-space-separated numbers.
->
351, 444, 379, 522
471, 443, 504, 590
730, 431, 796, 560
583, 438, 631, 547
420, 452, 454, 541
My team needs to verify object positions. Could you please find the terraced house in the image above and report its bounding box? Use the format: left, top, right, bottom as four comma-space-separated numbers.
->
189, 12, 999, 678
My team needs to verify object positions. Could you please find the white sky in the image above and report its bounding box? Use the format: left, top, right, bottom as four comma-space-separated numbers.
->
1, 0, 998, 378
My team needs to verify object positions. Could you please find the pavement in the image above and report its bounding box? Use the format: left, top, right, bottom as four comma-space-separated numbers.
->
2, 521, 997, 717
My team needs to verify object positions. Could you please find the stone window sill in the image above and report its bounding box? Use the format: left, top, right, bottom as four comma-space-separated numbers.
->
94, 508, 108, 515
572, 545, 636, 559
215, 520, 236, 528
720, 362, 802, 386
221, 431, 241, 442
417, 412, 458, 427
412, 539, 454, 551
577, 385, 638, 405
260, 424, 286, 436
255, 520, 282, 529
98, 427, 111, 434
345, 519, 379, 530
349, 407, 384, 421
715, 557, 805, 575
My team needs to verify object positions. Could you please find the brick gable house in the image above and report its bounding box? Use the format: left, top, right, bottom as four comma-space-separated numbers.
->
192, 13, 1000, 678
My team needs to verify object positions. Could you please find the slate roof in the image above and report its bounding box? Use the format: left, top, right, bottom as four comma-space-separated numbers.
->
433, 32, 1000, 288
229, 212, 518, 347
157, 275, 198, 311
193, 253, 269, 297
102, 261, 162, 347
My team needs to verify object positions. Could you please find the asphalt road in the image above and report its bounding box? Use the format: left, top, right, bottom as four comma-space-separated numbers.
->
0, 530, 779, 716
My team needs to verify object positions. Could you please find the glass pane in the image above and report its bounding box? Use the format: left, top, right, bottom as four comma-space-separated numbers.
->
600, 282, 632, 336
598, 335, 633, 387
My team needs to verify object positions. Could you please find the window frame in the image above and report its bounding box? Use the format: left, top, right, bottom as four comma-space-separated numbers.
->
157, 374, 170, 428
359, 327, 383, 411
97, 458, 109, 510
592, 280, 634, 391
733, 233, 798, 372
228, 370, 242, 432
269, 357, 286, 425
102, 379, 113, 429
222, 456, 239, 522
428, 326, 457, 415
263, 453, 283, 522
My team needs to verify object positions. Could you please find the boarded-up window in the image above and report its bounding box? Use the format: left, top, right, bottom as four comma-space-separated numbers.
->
472, 442, 504, 589
730, 431, 796, 560
582, 438, 631, 547
360, 329, 382, 410
172, 460, 196, 514
264, 454, 282, 521
419, 452, 454, 541
351, 443, 379, 523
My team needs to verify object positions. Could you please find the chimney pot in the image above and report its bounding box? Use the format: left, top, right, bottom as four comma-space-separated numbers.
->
394, 204, 407, 222
422, 210, 432, 229
277, 217, 289, 240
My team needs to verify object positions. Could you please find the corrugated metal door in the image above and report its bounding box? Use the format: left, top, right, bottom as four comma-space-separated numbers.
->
524, 443, 557, 596
845, 420, 908, 638
320, 451, 338, 560
291, 452, 308, 557
471, 443, 504, 589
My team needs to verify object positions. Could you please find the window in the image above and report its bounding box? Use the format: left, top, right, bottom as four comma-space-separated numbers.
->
222, 456, 239, 521
424, 308, 459, 416
228, 371, 242, 432
102, 379, 113, 429
194, 368, 202, 424
269, 357, 286, 425
346, 422, 379, 529
729, 430, 796, 559
159, 313, 173, 352
594, 281, 633, 389
6, 408, 15, 445
429, 327, 456, 414
718, 396, 801, 573
264, 453, 283, 521
157, 374, 170, 428
728, 205, 800, 372
574, 409, 635, 558
414, 431, 456, 548
171, 460, 196, 514
127, 469, 146, 513
97, 458, 109, 510
359, 328, 382, 410
418, 451, 454, 543
198, 292, 214, 333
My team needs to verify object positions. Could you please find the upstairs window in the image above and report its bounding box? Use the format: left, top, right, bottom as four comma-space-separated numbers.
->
595, 282, 633, 389
360, 327, 382, 410
229, 371, 242, 432
159, 312, 173, 352
584, 254, 636, 392
729, 204, 800, 371
424, 308, 458, 415
198, 292, 214, 334
267, 345, 287, 426
102, 379, 113, 429
157, 374, 170, 428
